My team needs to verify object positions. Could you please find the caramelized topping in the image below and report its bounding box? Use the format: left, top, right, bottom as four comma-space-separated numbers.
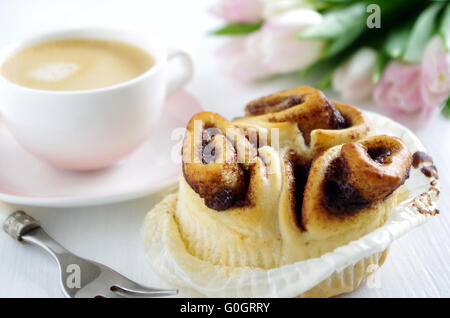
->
244, 87, 351, 146
323, 157, 370, 215
410, 151, 438, 179
203, 168, 251, 211
268, 100, 348, 145
329, 103, 349, 130
201, 127, 220, 164
421, 165, 438, 179
368, 146, 392, 164
205, 188, 233, 211
412, 151, 433, 168
246, 95, 305, 115
287, 151, 311, 228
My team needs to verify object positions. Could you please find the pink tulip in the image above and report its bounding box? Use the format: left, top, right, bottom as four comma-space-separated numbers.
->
373, 60, 433, 128
332, 47, 377, 102
216, 9, 324, 81
374, 36, 450, 128
210, 0, 263, 23
421, 36, 450, 109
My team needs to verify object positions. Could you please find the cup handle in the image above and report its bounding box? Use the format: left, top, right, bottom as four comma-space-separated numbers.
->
165, 48, 194, 96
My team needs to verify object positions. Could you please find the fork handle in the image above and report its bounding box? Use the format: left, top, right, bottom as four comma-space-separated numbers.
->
3, 210, 41, 240
3, 211, 69, 261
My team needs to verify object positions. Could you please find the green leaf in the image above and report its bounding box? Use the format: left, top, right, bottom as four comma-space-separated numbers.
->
383, 24, 411, 59
403, 2, 445, 63
299, 3, 366, 40
372, 51, 390, 84
300, 2, 367, 59
212, 22, 263, 35
321, 18, 366, 58
317, 69, 334, 89
299, 59, 326, 78
442, 95, 450, 118
299, 52, 345, 78
439, 4, 450, 51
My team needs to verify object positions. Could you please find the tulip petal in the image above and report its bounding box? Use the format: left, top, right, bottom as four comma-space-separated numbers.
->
215, 9, 325, 81
332, 48, 377, 101
210, 0, 263, 23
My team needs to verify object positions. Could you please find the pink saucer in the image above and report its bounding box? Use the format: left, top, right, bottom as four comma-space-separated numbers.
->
0, 90, 203, 207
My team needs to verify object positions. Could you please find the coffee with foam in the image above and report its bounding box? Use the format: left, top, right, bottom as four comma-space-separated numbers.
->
0, 38, 154, 91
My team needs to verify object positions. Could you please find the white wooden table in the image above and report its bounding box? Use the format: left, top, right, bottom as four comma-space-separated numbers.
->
0, 0, 448, 298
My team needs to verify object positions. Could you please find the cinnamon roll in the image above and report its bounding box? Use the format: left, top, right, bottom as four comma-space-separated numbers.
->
143, 86, 419, 297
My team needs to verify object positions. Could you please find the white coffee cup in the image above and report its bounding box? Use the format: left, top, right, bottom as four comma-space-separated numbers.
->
0, 28, 193, 171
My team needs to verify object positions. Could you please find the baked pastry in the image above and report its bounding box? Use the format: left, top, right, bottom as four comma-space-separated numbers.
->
277, 135, 410, 265
142, 86, 435, 297
233, 86, 372, 161
178, 130, 410, 267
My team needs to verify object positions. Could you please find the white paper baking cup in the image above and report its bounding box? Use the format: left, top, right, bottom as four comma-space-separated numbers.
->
141, 111, 440, 297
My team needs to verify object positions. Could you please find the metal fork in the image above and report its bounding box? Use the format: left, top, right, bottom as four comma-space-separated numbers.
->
2, 210, 177, 298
